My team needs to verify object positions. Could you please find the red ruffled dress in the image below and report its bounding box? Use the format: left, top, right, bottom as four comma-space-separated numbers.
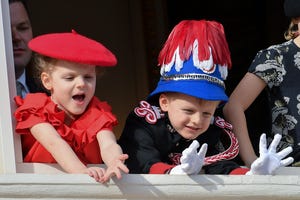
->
14, 93, 118, 165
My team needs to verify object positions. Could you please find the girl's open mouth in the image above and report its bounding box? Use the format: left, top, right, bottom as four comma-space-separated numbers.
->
72, 94, 85, 103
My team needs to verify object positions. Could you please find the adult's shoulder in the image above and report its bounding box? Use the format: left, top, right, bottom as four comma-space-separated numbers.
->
255, 40, 293, 58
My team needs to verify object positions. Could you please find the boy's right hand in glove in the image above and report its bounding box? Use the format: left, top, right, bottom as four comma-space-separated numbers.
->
170, 140, 207, 175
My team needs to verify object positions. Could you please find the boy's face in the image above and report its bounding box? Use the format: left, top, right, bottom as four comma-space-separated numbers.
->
41, 60, 96, 119
159, 93, 219, 140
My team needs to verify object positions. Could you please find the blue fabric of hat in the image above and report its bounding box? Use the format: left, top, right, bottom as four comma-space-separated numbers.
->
148, 54, 228, 101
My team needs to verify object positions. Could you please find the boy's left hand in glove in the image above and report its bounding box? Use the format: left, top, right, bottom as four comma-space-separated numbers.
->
246, 133, 294, 175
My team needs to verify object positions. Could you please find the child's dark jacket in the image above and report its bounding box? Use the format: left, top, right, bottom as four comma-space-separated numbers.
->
118, 101, 247, 174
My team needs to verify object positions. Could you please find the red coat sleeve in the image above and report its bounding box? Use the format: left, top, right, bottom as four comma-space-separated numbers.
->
149, 162, 176, 174
229, 167, 249, 175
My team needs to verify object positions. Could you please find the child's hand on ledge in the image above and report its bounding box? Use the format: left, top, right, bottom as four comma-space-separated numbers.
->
102, 154, 129, 183
86, 166, 107, 183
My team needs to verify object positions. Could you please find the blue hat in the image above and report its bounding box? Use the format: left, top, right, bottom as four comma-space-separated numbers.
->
148, 20, 231, 102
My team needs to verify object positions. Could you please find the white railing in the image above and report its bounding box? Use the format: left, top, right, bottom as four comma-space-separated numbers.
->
1, 171, 300, 200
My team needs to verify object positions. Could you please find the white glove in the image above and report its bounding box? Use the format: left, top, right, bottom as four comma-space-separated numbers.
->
170, 140, 207, 175
246, 133, 294, 175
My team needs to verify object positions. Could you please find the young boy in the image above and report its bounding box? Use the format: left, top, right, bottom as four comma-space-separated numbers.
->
118, 20, 293, 175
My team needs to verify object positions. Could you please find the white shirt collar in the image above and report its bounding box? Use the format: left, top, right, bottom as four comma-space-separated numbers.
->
17, 70, 30, 95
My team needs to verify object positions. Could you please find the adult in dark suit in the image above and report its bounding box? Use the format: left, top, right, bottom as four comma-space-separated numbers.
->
9, 0, 44, 97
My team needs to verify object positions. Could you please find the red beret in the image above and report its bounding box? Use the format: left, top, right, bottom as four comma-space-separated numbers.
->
28, 30, 117, 66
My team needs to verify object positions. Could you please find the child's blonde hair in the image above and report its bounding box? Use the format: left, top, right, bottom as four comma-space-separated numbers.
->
32, 53, 106, 92
284, 19, 299, 40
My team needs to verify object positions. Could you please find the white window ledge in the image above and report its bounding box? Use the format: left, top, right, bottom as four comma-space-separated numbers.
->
1, 169, 300, 200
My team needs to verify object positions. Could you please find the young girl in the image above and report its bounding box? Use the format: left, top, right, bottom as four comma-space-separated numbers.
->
14, 30, 129, 183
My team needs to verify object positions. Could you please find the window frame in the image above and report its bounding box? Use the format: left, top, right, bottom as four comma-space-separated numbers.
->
0, 0, 18, 174
0, 0, 66, 174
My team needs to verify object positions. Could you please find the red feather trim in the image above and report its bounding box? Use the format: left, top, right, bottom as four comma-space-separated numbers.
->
158, 20, 232, 69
